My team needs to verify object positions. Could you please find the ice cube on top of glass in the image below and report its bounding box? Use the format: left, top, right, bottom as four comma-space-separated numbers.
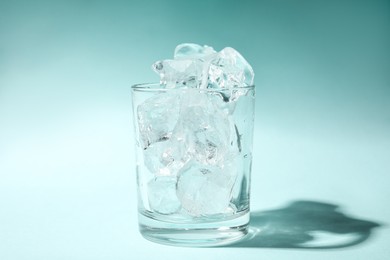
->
207, 47, 254, 89
174, 43, 216, 60
152, 43, 254, 89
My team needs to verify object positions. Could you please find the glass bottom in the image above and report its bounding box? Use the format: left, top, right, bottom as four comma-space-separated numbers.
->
138, 210, 249, 247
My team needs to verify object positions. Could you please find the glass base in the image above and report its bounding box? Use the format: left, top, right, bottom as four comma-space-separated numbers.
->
138, 211, 249, 247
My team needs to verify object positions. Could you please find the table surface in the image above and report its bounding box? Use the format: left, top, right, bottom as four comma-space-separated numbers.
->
1, 1, 389, 259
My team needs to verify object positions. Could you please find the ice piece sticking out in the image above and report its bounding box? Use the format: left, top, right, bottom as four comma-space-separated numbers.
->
152, 59, 201, 88
152, 44, 254, 90
153, 44, 217, 88
148, 176, 181, 214
137, 92, 180, 148
174, 43, 216, 60
176, 161, 235, 216
206, 47, 254, 89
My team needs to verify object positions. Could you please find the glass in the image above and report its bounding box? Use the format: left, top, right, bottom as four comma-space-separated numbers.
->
131, 83, 255, 246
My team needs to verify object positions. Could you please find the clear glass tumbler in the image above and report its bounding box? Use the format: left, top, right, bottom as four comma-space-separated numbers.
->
131, 83, 255, 246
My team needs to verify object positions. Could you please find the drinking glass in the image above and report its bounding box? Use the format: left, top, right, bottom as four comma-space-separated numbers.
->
131, 83, 255, 246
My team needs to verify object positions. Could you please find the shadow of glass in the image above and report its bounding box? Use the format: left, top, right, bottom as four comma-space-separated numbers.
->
228, 200, 381, 249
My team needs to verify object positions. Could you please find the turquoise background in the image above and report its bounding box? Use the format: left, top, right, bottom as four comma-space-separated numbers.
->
0, 0, 389, 259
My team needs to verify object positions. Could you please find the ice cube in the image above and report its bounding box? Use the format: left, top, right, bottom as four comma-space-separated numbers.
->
176, 91, 232, 165
152, 44, 254, 92
148, 176, 181, 214
137, 92, 180, 148
206, 47, 254, 89
208, 91, 237, 115
143, 136, 189, 177
190, 126, 227, 166
174, 43, 216, 60
152, 59, 201, 88
176, 161, 234, 216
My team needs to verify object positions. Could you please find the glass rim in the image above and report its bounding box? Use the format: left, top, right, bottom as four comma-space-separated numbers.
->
131, 83, 255, 92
